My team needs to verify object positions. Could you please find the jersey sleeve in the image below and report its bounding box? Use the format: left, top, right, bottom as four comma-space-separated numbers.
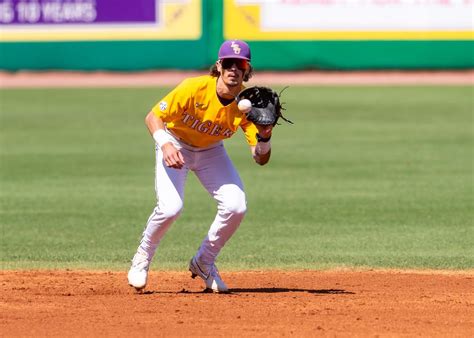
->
151, 79, 192, 122
240, 119, 259, 146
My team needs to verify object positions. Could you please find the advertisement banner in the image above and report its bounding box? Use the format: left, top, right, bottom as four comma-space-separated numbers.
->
0, 0, 156, 25
0, 0, 201, 41
224, 0, 474, 40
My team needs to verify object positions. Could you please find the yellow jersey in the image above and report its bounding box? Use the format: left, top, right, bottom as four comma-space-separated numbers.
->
152, 75, 258, 148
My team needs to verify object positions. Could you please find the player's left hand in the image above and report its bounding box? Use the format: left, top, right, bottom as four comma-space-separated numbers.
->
237, 86, 292, 127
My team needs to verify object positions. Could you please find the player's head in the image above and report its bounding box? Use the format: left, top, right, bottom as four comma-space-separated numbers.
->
210, 40, 254, 83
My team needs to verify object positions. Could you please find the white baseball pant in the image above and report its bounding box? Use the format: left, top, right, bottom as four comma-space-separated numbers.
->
137, 136, 247, 265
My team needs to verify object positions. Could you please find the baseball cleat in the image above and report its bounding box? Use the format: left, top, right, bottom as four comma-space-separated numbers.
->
188, 256, 229, 293
127, 250, 150, 290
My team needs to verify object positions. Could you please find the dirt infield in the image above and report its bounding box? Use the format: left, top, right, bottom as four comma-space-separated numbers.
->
0, 70, 473, 88
2, 270, 473, 337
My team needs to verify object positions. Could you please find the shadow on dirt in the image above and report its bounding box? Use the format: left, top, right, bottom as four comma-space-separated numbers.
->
135, 288, 354, 295
229, 288, 355, 294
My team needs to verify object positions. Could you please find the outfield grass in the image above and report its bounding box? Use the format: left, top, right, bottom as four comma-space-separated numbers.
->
1, 86, 472, 270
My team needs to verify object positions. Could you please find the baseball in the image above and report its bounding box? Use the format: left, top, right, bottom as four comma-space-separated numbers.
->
238, 99, 252, 113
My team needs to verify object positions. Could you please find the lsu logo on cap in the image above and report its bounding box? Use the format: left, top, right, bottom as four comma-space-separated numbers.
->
159, 101, 167, 111
231, 41, 241, 55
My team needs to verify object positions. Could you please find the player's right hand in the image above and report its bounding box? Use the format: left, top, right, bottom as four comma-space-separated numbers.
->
161, 143, 185, 169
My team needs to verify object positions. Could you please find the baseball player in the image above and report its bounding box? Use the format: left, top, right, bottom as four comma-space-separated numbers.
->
127, 40, 273, 293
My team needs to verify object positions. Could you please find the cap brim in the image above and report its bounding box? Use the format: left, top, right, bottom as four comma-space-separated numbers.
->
219, 55, 250, 61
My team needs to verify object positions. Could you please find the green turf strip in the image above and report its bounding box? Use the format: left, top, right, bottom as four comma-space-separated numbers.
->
1, 86, 473, 270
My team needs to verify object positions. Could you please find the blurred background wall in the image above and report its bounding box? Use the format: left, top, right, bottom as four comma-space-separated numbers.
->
0, 0, 472, 71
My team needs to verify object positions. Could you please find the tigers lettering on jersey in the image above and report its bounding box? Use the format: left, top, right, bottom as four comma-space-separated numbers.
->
181, 112, 234, 138
151, 75, 258, 148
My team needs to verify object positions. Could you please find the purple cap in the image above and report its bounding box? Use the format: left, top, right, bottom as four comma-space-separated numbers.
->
218, 40, 251, 61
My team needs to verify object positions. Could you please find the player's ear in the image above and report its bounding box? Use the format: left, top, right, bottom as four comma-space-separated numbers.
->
216, 60, 222, 72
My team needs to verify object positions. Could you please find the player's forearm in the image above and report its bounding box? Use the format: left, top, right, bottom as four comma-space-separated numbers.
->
254, 150, 271, 165
251, 145, 271, 165
145, 111, 173, 148
145, 111, 165, 135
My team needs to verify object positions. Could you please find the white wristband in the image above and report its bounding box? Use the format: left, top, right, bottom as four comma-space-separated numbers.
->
255, 140, 271, 155
152, 129, 172, 148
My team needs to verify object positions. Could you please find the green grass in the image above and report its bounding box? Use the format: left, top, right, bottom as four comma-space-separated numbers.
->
1, 86, 473, 270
